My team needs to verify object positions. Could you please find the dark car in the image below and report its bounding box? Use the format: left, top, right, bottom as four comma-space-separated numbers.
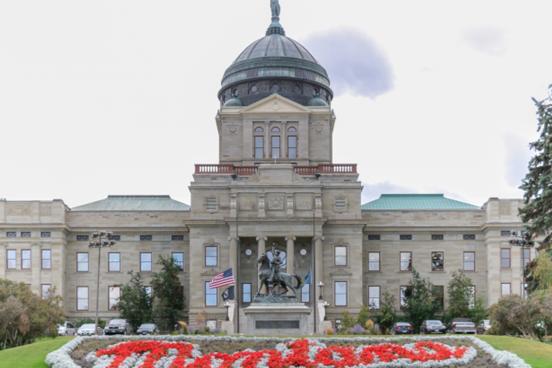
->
104, 319, 132, 335
421, 320, 447, 334
136, 323, 159, 335
449, 318, 477, 334
392, 322, 414, 335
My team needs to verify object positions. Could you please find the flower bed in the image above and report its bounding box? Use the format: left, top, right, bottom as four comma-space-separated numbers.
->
45, 335, 531, 368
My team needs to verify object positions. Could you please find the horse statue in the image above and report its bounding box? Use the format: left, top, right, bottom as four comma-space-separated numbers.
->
256, 252, 303, 301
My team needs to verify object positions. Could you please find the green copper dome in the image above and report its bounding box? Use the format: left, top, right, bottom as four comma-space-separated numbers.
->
219, 1, 332, 107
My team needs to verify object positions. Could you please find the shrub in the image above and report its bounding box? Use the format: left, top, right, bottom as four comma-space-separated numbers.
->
376, 292, 397, 334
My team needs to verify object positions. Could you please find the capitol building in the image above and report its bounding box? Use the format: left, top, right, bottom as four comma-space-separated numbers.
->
0, 3, 531, 334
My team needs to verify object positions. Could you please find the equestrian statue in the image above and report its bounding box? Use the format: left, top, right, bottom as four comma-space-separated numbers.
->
256, 246, 303, 301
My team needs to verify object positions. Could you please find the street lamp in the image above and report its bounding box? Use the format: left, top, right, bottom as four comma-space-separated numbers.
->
510, 231, 535, 298
318, 281, 325, 300
89, 231, 116, 334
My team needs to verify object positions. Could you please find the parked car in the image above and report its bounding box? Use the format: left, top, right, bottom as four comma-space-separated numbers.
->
57, 321, 76, 336
421, 320, 447, 334
77, 323, 97, 336
392, 322, 414, 335
104, 319, 132, 335
136, 323, 159, 335
449, 318, 477, 334
477, 320, 492, 334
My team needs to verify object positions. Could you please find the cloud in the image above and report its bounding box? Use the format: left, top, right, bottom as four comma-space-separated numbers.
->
504, 135, 531, 188
464, 27, 507, 56
361, 181, 417, 203
304, 29, 394, 98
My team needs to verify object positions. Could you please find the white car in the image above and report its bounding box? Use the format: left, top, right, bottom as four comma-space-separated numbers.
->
77, 323, 97, 336
57, 321, 76, 336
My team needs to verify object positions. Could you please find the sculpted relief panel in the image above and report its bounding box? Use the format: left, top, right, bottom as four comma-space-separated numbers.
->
295, 193, 313, 210
266, 193, 285, 210
239, 194, 257, 211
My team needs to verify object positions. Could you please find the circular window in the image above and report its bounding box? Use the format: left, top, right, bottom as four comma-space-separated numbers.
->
245, 249, 253, 257
300, 248, 307, 256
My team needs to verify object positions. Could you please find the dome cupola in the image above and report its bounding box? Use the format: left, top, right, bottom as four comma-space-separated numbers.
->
220, 0, 332, 107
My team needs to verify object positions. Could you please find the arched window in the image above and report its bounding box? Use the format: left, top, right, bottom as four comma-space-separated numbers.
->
271, 127, 281, 159
254, 127, 264, 160
287, 127, 297, 159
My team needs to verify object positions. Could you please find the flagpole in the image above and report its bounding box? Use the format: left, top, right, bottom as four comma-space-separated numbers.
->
235, 199, 240, 334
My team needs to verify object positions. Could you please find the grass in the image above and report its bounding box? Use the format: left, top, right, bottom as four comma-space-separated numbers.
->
0, 337, 72, 368
479, 335, 552, 368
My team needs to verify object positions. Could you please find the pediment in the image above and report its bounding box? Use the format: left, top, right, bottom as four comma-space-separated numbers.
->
241, 94, 311, 114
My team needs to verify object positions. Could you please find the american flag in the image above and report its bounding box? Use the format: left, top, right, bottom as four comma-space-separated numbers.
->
208, 268, 235, 289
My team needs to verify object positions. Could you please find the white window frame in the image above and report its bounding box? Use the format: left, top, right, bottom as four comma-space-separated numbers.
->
77, 286, 89, 311
140, 252, 152, 272
77, 252, 89, 272
334, 281, 348, 307
108, 286, 121, 310
41, 249, 52, 270
205, 282, 217, 307
368, 252, 380, 271
368, 286, 381, 310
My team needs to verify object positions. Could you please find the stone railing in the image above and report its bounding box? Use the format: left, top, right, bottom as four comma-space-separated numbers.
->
294, 164, 357, 175
194, 164, 357, 176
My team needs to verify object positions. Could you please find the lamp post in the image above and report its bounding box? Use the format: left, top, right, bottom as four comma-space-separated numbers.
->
89, 231, 116, 334
318, 281, 324, 300
510, 231, 535, 298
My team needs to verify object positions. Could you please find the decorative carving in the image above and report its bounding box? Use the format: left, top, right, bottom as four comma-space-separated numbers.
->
267, 193, 285, 210
295, 194, 313, 210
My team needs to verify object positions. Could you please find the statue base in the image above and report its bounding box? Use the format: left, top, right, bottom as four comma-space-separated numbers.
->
242, 302, 312, 336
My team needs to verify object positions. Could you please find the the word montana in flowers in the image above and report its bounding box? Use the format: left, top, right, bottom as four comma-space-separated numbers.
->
91, 339, 476, 368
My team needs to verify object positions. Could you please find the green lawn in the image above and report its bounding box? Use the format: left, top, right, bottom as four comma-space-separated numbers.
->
0, 337, 72, 368
479, 335, 552, 368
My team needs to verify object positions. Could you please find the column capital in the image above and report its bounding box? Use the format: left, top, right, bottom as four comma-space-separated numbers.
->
256, 236, 268, 242
285, 235, 296, 242
228, 236, 239, 242
314, 236, 325, 242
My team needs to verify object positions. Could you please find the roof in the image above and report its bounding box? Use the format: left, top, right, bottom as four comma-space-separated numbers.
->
72, 195, 190, 212
361, 194, 480, 211
234, 34, 318, 65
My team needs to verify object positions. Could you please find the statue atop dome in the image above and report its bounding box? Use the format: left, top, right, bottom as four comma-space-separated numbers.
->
271, 0, 281, 19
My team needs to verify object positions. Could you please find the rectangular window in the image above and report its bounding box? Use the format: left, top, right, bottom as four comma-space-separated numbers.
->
21, 232, 31, 238
368, 234, 381, 241
108, 253, 121, 272
41, 249, 52, 269
144, 286, 153, 298
140, 235, 153, 241
76, 235, 89, 241
77, 286, 89, 311
501, 230, 512, 237
171, 235, 184, 241
6, 232, 17, 238
41, 284, 52, 299
431, 234, 444, 240
463, 251, 476, 271
522, 248, 531, 268
41, 232, 51, 238
368, 286, 381, 310
140, 252, 152, 272
463, 234, 476, 240
468, 286, 476, 309
205, 282, 217, 306
242, 283, 252, 304
271, 135, 281, 159
500, 248, 511, 269
109, 286, 121, 310
205, 246, 218, 267
7, 250, 17, 269
335, 246, 347, 266
400, 286, 411, 307
501, 283, 511, 297
287, 135, 297, 159
334, 281, 348, 306
400, 252, 412, 271
368, 252, 380, 271
172, 252, 184, 271
301, 284, 310, 303
111, 235, 121, 241
432, 285, 445, 311
77, 252, 89, 272
255, 136, 264, 160
400, 234, 413, 241
21, 249, 31, 269
431, 251, 445, 271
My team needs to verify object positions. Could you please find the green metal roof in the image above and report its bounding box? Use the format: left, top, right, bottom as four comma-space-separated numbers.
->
362, 194, 479, 211
72, 195, 190, 212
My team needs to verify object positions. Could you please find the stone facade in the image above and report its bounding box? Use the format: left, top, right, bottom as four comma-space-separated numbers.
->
0, 5, 532, 335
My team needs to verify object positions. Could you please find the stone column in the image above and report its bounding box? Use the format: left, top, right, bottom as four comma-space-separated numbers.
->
0, 243, 6, 278
229, 236, 239, 277
31, 243, 41, 294
286, 236, 295, 275
256, 236, 267, 294
314, 236, 324, 302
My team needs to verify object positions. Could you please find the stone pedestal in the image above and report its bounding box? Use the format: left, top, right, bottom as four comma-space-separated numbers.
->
243, 302, 312, 336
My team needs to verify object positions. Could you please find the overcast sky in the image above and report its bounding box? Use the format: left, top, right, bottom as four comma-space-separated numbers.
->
1, 0, 551, 208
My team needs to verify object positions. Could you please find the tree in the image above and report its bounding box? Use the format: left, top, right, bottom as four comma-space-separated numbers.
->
403, 269, 439, 332
0, 279, 64, 349
151, 256, 185, 332
376, 292, 397, 334
117, 272, 152, 331
356, 305, 371, 328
